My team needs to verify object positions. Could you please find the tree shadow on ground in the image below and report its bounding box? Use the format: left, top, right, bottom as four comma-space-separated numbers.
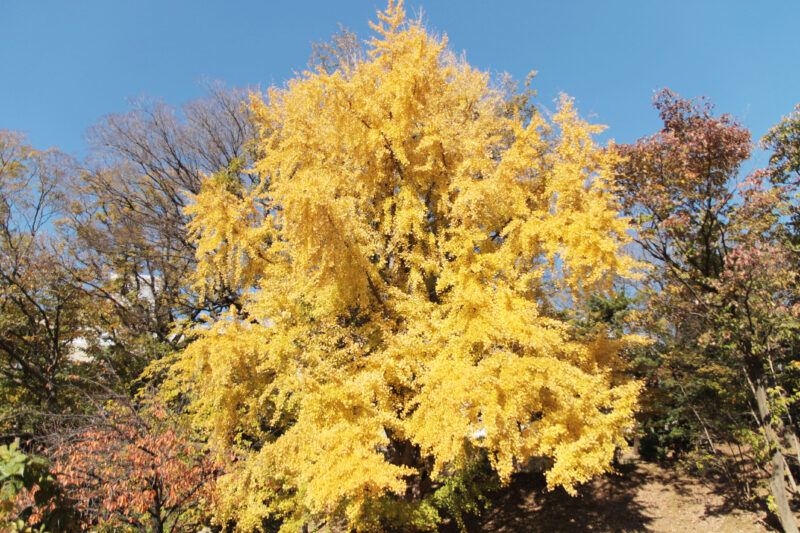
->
439, 464, 653, 533
438, 459, 780, 532
688, 468, 780, 531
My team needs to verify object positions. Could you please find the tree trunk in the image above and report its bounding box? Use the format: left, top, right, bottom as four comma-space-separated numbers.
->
151, 473, 165, 533
753, 373, 798, 533
790, 430, 800, 469
387, 435, 431, 502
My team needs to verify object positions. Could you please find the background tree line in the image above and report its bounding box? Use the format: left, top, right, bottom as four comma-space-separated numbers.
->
1, 82, 257, 532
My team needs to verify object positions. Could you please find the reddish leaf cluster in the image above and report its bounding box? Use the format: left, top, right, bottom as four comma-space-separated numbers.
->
50, 401, 219, 532
616, 89, 752, 281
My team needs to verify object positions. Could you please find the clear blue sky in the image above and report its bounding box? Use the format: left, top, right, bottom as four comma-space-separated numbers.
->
2, 0, 799, 167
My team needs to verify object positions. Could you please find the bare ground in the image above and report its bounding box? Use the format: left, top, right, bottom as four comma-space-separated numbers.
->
440, 461, 777, 533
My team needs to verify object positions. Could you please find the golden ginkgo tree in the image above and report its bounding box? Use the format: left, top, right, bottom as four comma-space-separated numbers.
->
173, 2, 640, 530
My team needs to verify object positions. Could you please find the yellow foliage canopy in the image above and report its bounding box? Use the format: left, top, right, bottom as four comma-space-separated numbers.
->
174, 2, 640, 530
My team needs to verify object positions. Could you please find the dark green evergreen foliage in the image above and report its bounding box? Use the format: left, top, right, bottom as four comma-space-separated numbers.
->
584, 292, 632, 334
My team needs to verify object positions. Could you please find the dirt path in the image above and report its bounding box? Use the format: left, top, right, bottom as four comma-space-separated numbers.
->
441, 462, 774, 532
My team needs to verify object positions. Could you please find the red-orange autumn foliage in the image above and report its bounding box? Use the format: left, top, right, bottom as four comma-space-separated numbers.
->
50, 399, 218, 532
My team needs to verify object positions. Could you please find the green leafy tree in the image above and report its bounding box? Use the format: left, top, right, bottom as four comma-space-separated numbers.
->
617, 90, 800, 532
0, 440, 76, 532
